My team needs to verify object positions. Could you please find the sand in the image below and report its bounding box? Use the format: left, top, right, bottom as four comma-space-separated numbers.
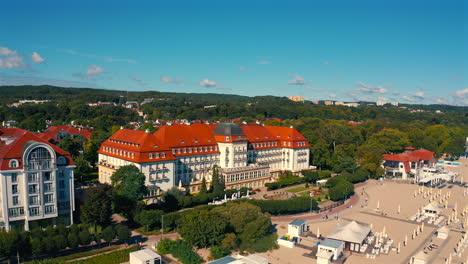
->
260, 158, 468, 264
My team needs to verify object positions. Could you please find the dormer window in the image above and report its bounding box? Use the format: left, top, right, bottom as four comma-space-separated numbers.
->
156, 153, 160, 158
9, 159, 19, 169
226, 136, 230, 141
149, 154, 153, 159
162, 153, 166, 158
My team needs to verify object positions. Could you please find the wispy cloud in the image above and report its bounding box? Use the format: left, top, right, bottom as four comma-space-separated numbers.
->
129, 75, 147, 86
449, 76, 462, 80
258, 60, 271, 64
0, 47, 17, 56
323, 61, 334, 66
329, 93, 337, 98
31, 52, 45, 63
160, 76, 183, 84
239, 67, 247, 72
87, 65, 104, 76
356, 82, 388, 94
288, 75, 306, 85
58, 48, 136, 64
199, 79, 219, 88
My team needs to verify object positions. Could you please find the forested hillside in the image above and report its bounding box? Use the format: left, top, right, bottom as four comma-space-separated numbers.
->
0, 85, 466, 177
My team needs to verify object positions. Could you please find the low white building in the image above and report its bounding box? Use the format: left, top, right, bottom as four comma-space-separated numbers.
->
129, 249, 161, 264
326, 221, 371, 252
423, 202, 441, 218
411, 250, 428, 264
436, 226, 449, 239
288, 219, 308, 237
208, 254, 268, 264
317, 238, 345, 261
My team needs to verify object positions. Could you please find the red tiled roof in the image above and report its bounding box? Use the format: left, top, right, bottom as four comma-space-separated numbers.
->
383, 148, 435, 163
37, 125, 93, 142
0, 128, 74, 170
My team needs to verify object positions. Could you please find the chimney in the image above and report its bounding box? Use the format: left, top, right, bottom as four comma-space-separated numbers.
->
120, 126, 124, 130
145, 129, 150, 133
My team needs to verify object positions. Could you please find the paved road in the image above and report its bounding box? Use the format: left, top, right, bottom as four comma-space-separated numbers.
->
271, 181, 368, 222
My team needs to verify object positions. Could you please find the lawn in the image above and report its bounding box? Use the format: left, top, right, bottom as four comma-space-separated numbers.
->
70, 246, 139, 264
286, 186, 309, 193
26, 245, 121, 263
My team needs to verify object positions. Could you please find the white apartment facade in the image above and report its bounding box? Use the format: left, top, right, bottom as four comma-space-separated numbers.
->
0, 128, 75, 231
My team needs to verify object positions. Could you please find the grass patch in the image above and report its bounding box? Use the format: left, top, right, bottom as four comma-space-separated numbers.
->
69, 246, 139, 264
26, 245, 121, 263
286, 186, 308, 193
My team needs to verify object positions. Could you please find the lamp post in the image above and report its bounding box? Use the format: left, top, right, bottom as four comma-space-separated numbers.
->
160, 214, 164, 240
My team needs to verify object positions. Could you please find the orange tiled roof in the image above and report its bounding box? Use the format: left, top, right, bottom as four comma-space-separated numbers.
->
383, 148, 435, 163
37, 125, 93, 142
0, 128, 74, 170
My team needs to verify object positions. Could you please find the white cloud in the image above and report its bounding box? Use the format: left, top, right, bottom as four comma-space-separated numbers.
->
239, 67, 247, 72
356, 82, 388, 94
31, 52, 45, 63
0, 56, 25, 69
454, 88, 468, 99
412, 91, 425, 99
199, 79, 218, 88
324, 61, 334, 66
160, 76, 182, 84
0, 47, 17, 56
288, 75, 306, 85
329, 93, 337, 98
0, 47, 25, 69
258, 60, 271, 64
86, 65, 104, 76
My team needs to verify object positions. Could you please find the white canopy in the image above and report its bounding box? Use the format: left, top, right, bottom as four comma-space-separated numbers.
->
423, 202, 441, 212
326, 221, 371, 244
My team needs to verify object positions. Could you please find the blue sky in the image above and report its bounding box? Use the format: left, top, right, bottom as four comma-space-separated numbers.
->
1, 0, 466, 105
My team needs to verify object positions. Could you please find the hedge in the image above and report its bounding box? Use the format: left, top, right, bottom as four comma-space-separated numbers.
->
157, 239, 203, 264
232, 196, 318, 215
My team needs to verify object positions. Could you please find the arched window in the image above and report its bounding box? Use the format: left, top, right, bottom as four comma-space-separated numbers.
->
27, 147, 52, 170
9, 159, 19, 169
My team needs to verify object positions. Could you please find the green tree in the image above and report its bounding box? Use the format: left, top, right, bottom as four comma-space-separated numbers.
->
116, 225, 131, 242
199, 177, 208, 194
31, 238, 45, 257
329, 180, 354, 201
111, 165, 148, 216
221, 233, 238, 249
0, 231, 17, 259
80, 184, 113, 227
57, 136, 83, 157
177, 210, 226, 248
111, 165, 147, 201
210, 245, 231, 260
67, 233, 79, 249
135, 210, 164, 232
79, 230, 91, 245
101, 226, 115, 246
53, 234, 68, 250
210, 166, 224, 199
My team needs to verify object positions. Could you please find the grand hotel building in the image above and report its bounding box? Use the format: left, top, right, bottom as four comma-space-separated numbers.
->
98, 122, 310, 201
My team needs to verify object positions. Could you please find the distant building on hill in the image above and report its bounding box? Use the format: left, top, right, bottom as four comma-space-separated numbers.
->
37, 125, 92, 144
98, 122, 310, 203
288, 96, 305, 102
0, 128, 75, 231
